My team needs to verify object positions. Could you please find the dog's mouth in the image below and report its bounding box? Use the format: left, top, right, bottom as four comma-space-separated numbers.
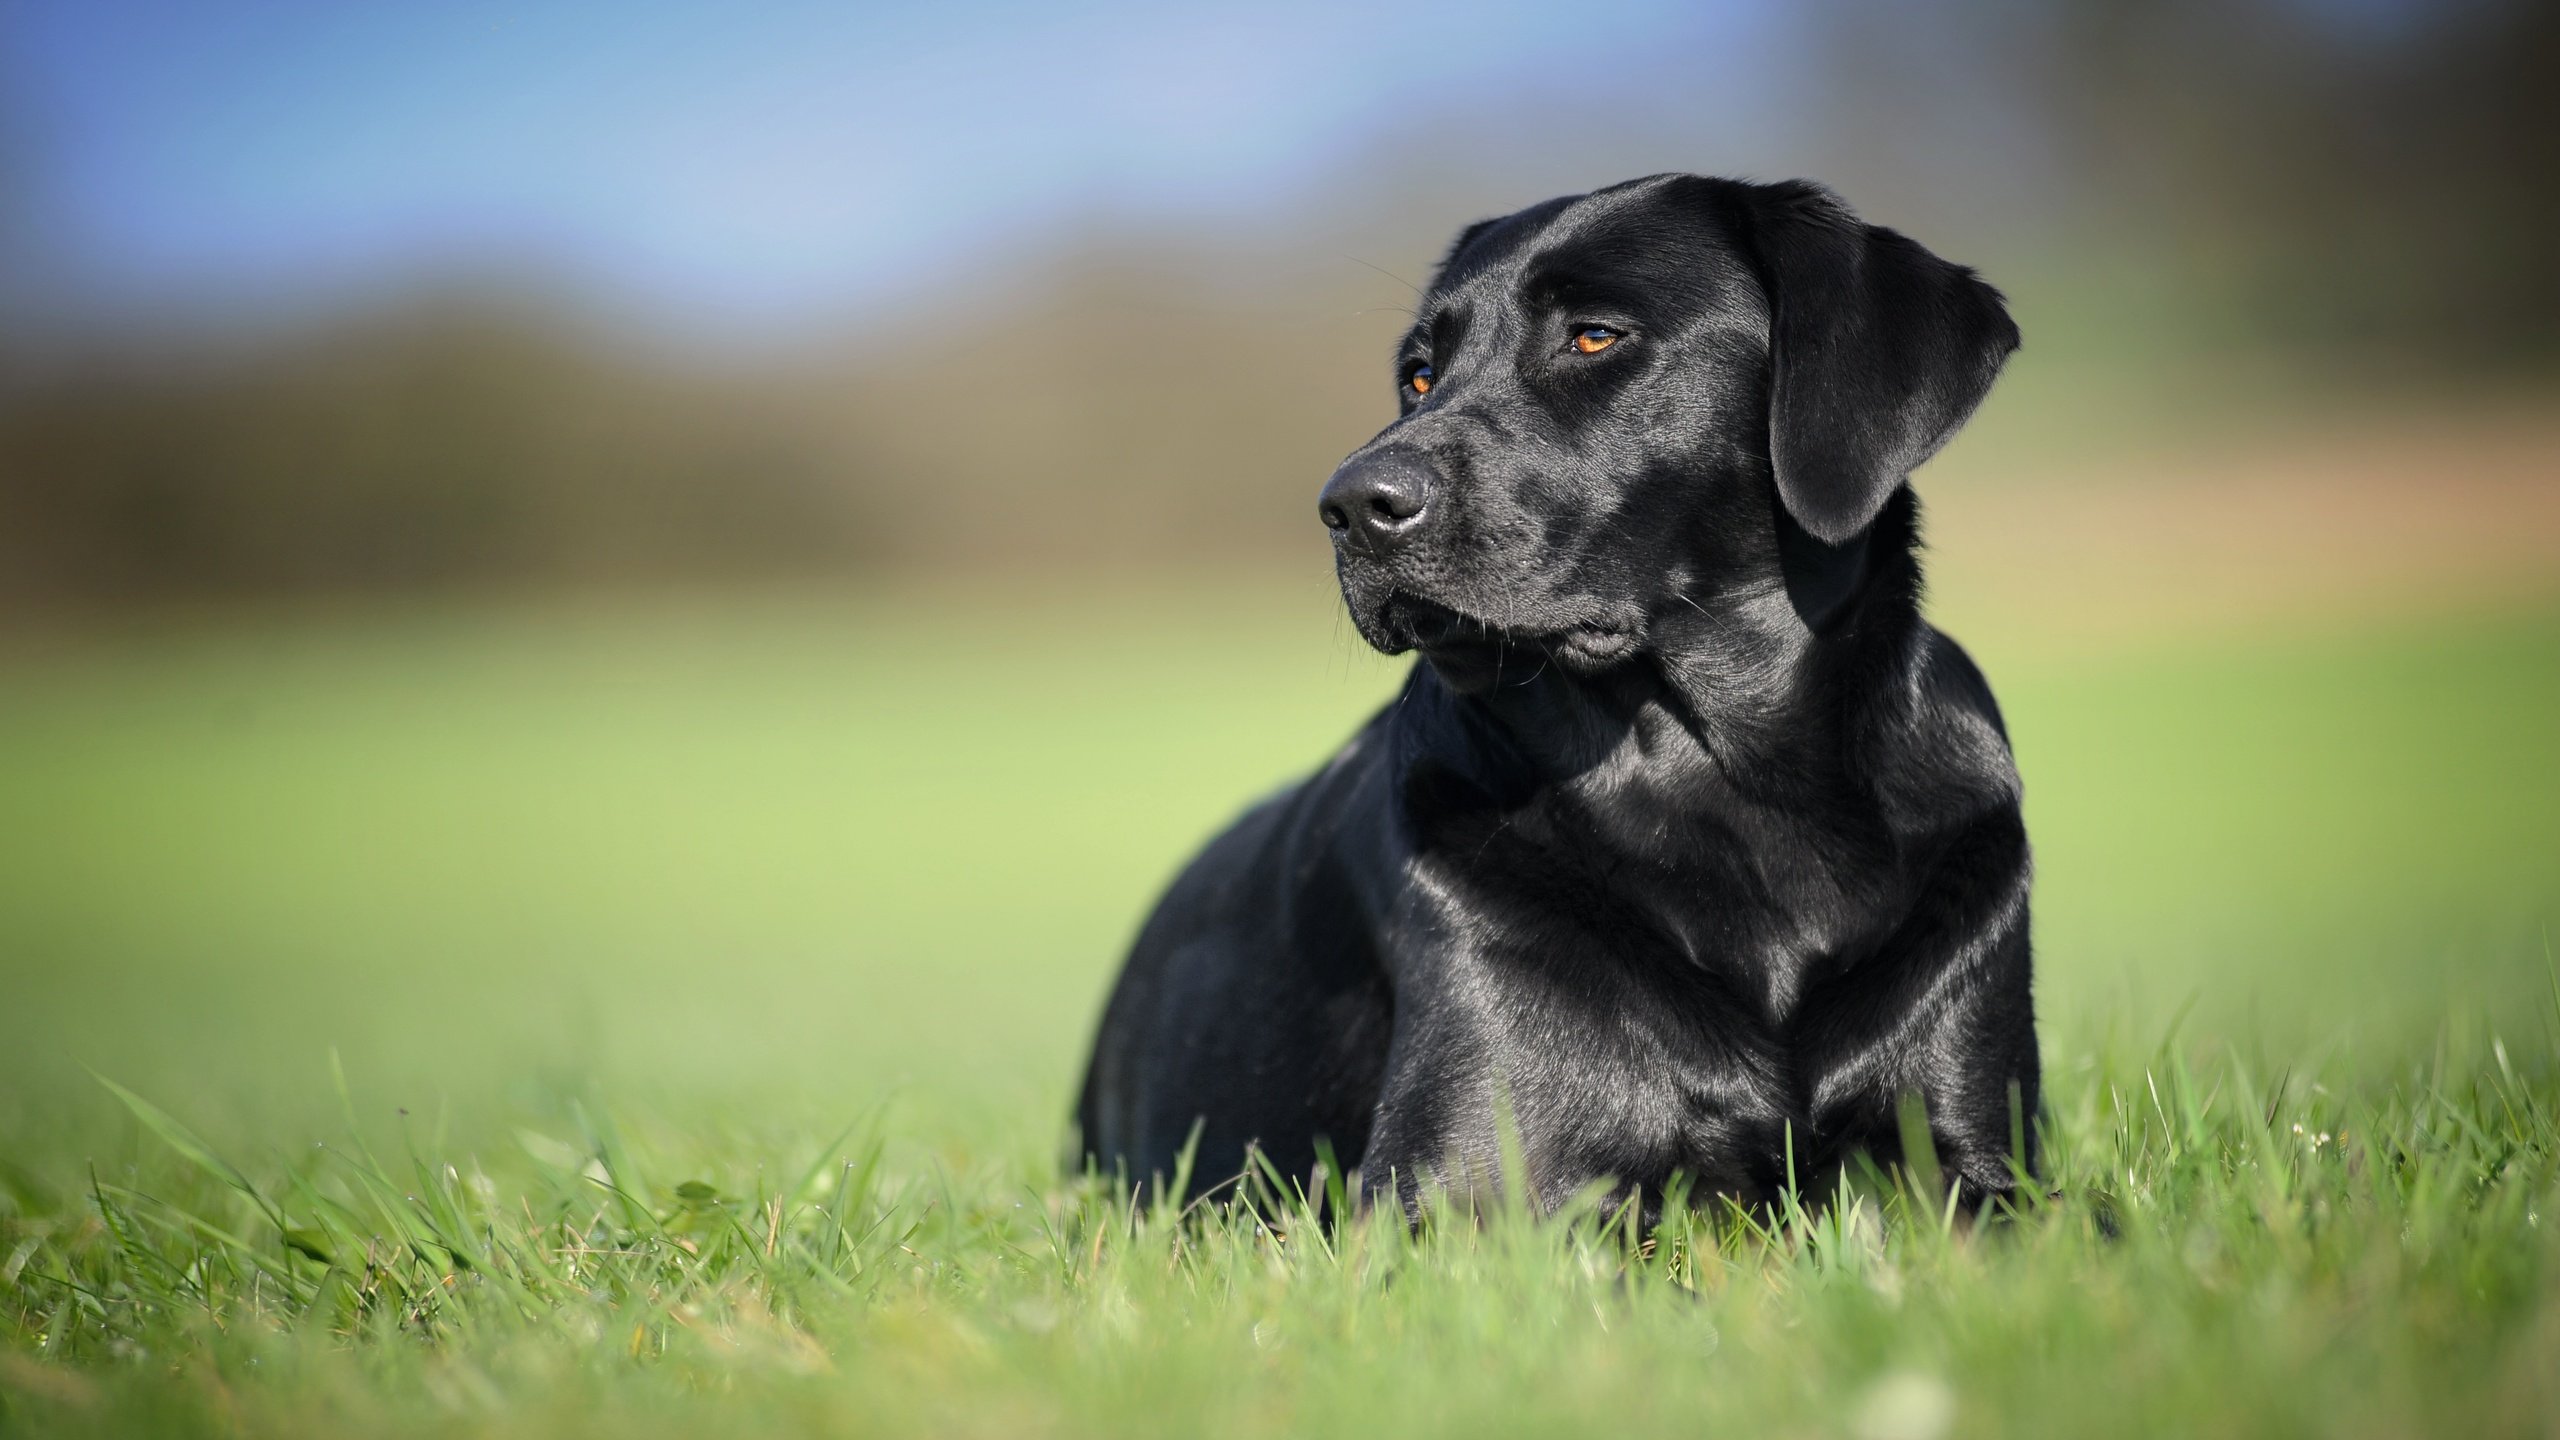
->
1378, 592, 1642, 689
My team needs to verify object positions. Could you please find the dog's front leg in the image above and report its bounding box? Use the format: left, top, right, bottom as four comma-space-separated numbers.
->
1905, 906, 2041, 1209
1351, 949, 1581, 1221
1803, 815, 2041, 1211
1354, 1009, 1505, 1221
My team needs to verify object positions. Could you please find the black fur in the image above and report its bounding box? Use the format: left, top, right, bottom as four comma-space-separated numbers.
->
1076, 174, 2035, 1216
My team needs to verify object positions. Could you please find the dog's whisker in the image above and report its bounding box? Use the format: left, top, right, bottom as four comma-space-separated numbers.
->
1337, 251, 1422, 297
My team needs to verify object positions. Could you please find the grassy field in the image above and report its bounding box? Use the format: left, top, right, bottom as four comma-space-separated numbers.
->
3, 569, 2558, 1437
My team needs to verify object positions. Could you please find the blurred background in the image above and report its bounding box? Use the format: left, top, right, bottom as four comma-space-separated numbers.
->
1, 0, 2554, 1153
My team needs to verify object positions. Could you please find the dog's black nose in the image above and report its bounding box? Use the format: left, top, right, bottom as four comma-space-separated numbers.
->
1319, 452, 1431, 551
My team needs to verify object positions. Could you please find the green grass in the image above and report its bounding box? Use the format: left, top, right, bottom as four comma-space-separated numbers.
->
3, 581, 2558, 1437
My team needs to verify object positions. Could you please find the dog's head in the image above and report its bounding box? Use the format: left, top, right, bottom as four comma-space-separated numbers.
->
1322, 174, 2017, 691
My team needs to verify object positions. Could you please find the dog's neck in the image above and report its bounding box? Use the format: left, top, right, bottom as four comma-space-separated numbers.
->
1655, 484, 1929, 780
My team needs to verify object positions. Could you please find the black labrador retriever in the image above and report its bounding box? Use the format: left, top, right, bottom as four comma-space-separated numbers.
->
1077, 173, 2036, 1216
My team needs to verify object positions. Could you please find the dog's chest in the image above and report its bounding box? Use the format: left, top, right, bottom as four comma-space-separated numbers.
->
1489, 775, 1892, 1014
1476, 971, 1816, 1201
1398, 721, 1916, 1190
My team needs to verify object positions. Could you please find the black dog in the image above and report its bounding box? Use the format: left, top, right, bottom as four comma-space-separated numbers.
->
1077, 174, 2036, 1216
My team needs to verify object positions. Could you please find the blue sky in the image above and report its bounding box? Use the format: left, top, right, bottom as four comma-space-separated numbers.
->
3, 0, 1812, 332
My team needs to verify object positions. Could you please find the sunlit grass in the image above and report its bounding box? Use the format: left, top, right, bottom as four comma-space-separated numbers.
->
8, 1025, 2557, 1437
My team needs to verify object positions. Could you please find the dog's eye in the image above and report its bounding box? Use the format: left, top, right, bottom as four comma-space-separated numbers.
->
1407, 364, 1434, 396
1571, 326, 1622, 355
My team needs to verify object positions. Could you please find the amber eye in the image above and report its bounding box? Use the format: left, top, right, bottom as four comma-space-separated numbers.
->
1572, 326, 1621, 355
1407, 364, 1434, 396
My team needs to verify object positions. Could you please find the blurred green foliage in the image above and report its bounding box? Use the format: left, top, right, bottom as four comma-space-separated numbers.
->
4, 0, 2553, 611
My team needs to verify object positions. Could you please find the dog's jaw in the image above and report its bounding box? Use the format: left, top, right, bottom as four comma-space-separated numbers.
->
1353, 588, 1648, 694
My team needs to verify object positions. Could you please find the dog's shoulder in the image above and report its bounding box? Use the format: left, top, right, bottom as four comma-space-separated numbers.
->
1918, 624, 2009, 745
1869, 625, 2023, 823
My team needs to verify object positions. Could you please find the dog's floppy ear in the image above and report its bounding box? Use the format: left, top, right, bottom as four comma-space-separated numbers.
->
1733, 181, 2019, 544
